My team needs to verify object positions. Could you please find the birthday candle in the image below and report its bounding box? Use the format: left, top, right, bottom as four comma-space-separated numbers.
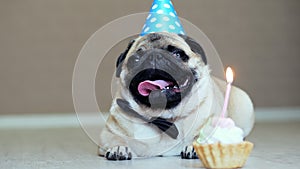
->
221, 67, 234, 118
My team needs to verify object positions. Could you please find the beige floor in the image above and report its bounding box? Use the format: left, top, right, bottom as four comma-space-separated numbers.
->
1, 121, 299, 169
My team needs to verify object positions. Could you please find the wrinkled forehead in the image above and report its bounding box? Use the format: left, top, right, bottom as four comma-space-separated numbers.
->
132, 32, 189, 50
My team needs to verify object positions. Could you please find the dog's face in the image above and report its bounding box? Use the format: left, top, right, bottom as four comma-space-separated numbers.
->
116, 32, 207, 110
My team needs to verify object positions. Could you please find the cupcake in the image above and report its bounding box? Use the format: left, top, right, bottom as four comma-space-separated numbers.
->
193, 117, 253, 169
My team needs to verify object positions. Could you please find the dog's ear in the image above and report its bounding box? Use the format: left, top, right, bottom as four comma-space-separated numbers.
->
179, 34, 207, 65
116, 39, 135, 77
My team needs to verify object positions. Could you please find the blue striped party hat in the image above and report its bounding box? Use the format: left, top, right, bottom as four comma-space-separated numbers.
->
141, 0, 185, 36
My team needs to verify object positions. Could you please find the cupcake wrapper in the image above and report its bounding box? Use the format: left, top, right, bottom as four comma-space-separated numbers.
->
193, 141, 253, 169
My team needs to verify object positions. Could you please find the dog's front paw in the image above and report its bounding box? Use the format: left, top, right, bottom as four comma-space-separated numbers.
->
105, 146, 132, 161
181, 145, 198, 159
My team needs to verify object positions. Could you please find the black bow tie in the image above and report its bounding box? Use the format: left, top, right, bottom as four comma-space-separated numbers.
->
116, 99, 179, 139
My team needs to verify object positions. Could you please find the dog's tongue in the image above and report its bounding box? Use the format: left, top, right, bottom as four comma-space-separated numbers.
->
138, 80, 170, 96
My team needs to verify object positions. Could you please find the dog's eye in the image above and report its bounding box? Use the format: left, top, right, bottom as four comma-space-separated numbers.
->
174, 51, 189, 62
133, 55, 140, 62
135, 57, 140, 62
127, 54, 140, 67
173, 51, 182, 58
167, 45, 189, 62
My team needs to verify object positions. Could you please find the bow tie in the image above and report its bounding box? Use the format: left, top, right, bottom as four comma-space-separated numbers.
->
116, 99, 179, 139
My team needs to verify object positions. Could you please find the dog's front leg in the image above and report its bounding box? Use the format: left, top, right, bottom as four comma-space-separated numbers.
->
98, 116, 134, 161
105, 145, 133, 161
181, 145, 198, 159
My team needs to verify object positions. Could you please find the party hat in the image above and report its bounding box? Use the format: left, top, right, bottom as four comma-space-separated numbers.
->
141, 0, 185, 36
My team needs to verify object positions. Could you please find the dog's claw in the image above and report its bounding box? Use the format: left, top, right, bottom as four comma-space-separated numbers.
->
181, 145, 198, 159
105, 146, 132, 161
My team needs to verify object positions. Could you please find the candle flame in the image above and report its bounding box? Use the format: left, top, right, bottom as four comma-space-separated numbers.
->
226, 67, 234, 83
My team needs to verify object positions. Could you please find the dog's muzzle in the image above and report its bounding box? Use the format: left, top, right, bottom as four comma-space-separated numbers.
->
127, 49, 194, 109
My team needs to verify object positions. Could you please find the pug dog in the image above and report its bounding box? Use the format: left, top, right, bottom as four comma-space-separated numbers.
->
98, 32, 254, 160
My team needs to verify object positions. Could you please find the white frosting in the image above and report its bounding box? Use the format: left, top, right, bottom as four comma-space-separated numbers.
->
197, 117, 244, 144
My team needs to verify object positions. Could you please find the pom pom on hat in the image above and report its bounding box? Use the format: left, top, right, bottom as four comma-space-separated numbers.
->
141, 0, 185, 36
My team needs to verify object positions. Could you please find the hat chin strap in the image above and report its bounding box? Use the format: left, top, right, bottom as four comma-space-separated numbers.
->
116, 99, 179, 139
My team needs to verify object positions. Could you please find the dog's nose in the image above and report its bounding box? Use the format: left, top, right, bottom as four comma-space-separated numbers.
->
147, 51, 164, 68
148, 51, 164, 61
